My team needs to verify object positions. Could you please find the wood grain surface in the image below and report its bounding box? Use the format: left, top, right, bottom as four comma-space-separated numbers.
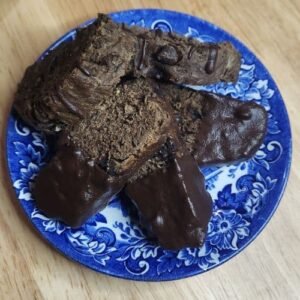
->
0, 0, 299, 299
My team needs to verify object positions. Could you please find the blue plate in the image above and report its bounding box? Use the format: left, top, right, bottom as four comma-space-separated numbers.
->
6, 9, 292, 281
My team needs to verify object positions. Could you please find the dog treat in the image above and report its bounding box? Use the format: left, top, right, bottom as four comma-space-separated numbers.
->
14, 14, 240, 133
33, 141, 125, 227
126, 150, 212, 250
158, 83, 268, 165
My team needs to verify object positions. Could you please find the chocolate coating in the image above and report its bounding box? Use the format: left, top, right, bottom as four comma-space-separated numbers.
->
33, 142, 125, 227
205, 46, 218, 74
191, 94, 268, 165
126, 153, 212, 250
155, 45, 182, 65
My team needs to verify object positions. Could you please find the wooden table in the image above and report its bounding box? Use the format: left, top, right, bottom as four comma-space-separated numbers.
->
1, 1, 299, 299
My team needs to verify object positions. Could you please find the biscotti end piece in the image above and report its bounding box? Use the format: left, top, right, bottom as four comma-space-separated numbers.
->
33, 141, 125, 227
170, 89, 268, 165
126, 152, 212, 250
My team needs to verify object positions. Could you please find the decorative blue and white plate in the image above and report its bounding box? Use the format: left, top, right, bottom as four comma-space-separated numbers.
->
6, 9, 292, 281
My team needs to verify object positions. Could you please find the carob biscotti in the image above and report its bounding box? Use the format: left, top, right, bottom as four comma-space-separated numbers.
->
126, 144, 212, 250
34, 141, 124, 227
129, 21, 241, 85
14, 13, 241, 133
156, 82, 268, 165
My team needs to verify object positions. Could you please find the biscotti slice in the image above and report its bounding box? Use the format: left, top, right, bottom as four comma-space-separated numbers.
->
167, 87, 267, 165
33, 141, 125, 227
137, 79, 267, 165
126, 145, 212, 250
68, 80, 174, 176
14, 14, 241, 134
130, 27, 240, 85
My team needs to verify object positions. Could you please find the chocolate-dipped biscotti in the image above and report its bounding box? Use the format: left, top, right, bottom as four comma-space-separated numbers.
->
153, 81, 268, 166
13, 13, 268, 250
126, 143, 212, 250
34, 141, 125, 227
